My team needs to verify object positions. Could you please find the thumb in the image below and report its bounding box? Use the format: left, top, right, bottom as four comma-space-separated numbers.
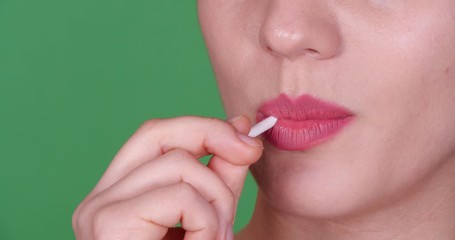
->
207, 115, 263, 223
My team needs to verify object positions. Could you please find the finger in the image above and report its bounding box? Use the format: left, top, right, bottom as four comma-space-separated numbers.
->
207, 157, 249, 205
209, 115, 255, 198
93, 116, 263, 195
93, 149, 235, 234
207, 115, 262, 223
226, 114, 252, 134
91, 182, 219, 240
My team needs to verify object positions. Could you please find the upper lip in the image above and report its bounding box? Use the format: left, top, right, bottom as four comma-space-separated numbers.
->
258, 93, 353, 121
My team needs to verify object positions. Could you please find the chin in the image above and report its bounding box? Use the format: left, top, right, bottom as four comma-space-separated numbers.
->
253, 173, 365, 219
250, 146, 388, 220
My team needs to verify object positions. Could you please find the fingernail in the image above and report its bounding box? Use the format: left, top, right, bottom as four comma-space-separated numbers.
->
227, 115, 244, 123
225, 226, 234, 240
237, 133, 262, 147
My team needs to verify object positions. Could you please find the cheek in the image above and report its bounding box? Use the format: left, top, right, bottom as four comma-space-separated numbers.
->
345, 3, 455, 199
199, 0, 275, 117
252, 3, 455, 217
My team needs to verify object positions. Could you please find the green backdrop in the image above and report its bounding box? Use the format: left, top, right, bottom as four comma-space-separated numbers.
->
0, 1, 258, 239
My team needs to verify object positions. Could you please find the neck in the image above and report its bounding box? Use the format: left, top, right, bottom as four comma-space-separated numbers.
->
236, 158, 455, 240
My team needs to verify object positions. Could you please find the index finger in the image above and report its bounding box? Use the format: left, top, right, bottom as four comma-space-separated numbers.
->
92, 116, 263, 195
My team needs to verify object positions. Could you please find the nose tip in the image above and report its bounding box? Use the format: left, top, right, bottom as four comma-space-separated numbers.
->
260, 4, 342, 61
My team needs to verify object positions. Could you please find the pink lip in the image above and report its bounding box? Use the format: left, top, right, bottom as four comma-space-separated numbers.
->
257, 94, 355, 151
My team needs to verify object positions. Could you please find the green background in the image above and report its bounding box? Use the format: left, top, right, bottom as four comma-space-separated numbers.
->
0, 1, 257, 239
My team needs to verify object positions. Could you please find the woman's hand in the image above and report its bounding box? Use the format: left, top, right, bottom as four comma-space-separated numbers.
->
72, 115, 263, 240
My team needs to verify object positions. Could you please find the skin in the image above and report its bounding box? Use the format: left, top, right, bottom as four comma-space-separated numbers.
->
73, 116, 263, 239
73, 0, 455, 239
198, 0, 455, 239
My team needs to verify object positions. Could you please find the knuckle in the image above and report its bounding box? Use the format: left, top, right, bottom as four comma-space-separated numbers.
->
178, 181, 197, 194
205, 116, 224, 125
71, 203, 83, 231
180, 115, 226, 129
92, 204, 115, 236
176, 183, 220, 231
175, 182, 199, 200
205, 117, 228, 130
139, 118, 162, 131
72, 198, 110, 238
73, 202, 93, 234
166, 148, 196, 163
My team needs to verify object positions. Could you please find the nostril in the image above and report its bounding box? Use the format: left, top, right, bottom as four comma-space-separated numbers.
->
266, 46, 283, 57
302, 48, 320, 57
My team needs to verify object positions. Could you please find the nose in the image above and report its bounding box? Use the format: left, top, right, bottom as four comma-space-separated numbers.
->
260, 0, 342, 61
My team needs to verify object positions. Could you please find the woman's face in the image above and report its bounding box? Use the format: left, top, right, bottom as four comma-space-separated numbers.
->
197, 0, 455, 218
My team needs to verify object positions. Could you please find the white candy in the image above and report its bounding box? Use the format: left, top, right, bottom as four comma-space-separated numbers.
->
248, 116, 278, 138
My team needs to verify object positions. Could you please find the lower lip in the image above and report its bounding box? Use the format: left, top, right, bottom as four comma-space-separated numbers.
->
260, 116, 354, 151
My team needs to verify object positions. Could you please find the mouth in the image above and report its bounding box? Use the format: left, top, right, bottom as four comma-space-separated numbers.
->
257, 94, 355, 151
